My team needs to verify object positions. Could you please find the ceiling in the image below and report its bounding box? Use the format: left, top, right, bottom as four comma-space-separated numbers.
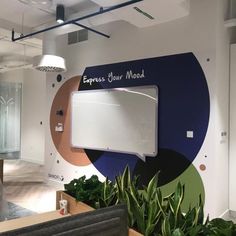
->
0, 0, 189, 73
0, 0, 98, 28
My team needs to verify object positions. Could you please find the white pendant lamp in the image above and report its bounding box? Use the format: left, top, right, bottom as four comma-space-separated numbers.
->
33, 4, 67, 73
33, 55, 66, 72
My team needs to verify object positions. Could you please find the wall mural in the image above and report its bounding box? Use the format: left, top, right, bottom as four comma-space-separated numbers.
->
50, 52, 210, 207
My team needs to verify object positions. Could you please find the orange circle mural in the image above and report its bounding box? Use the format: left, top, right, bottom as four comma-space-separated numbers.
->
199, 164, 206, 171
50, 76, 91, 166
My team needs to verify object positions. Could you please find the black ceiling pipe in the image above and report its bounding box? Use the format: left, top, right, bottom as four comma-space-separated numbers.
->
12, 0, 143, 42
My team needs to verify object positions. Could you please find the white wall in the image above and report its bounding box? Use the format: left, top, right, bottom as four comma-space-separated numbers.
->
45, 0, 230, 218
0, 68, 46, 164
58, 0, 216, 78
21, 69, 46, 164
230, 44, 236, 211
0, 69, 24, 83
212, 0, 230, 216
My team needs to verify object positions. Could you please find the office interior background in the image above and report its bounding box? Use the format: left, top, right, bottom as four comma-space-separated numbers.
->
1, 0, 236, 224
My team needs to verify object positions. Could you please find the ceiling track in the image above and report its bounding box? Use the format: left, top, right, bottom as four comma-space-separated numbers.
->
12, 0, 143, 42
0, 36, 41, 49
72, 22, 110, 38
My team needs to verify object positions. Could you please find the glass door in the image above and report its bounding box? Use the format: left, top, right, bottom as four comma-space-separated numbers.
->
0, 82, 21, 156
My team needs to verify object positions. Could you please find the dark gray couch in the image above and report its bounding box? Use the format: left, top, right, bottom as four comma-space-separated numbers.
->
0, 204, 128, 236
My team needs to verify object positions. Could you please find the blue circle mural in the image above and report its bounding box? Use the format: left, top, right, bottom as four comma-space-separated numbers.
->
79, 52, 210, 186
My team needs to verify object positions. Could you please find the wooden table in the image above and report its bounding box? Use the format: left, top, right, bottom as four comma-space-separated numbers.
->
0, 210, 69, 233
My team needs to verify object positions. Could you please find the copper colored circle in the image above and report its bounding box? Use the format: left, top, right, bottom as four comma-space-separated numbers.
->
199, 164, 206, 171
50, 76, 91, 166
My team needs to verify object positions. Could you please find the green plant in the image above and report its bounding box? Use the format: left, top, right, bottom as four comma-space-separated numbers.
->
205, 218, 236, 236
64, 175, 103, 208
114, 166, 140, 227
101, 166, 202, 236
114, 166, 162, 235
98, 177, 117, 208
160, 184, 205, 236
134, 175, 162, 235
120, 174, 206, 236
64, 167, 236, 236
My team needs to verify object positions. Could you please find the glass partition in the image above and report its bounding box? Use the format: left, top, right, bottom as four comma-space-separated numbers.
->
0, 82, 21, 157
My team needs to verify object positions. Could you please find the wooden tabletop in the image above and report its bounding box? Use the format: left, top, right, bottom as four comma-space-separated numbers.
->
0, 210, 70, 233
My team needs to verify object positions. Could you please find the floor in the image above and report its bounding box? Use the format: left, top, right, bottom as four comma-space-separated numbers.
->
223, 211, 236, 223
2, 159, 61, 213
1, 159, 236, 224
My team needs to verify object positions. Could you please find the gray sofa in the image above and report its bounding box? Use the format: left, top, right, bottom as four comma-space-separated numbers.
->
0, 204, 128, 236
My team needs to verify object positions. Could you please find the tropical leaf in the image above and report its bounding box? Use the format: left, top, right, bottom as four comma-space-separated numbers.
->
145, 223, 156, 236
171, 228, 185, 236
124, 190, 135, 227
197, 194, 204, 225
156, 188, 167, 221
162, 215, 171, 236
146, 200, 161, 234
146, 173, 159, 202
172, 183, 184, 226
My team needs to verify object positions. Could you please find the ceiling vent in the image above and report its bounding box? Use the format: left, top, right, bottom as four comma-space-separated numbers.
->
68, 29, 88, 45
133, 7, 154, 20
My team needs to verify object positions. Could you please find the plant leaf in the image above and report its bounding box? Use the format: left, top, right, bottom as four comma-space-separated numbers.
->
171, 228, 185, 236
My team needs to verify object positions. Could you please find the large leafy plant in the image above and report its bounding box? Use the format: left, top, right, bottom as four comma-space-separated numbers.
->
64, 175, 103, 208
97, 177, 117, 208
64, 167, 236, 236
204, 218, 236, 235
114, 166, 162, 235
160, 183, 204, 236
104, 166, 207, 236
113, 166, 205, 236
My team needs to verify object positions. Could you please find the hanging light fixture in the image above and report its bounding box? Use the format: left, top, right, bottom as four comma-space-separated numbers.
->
56, 4, 65, 24
32, 4, 67, 73
33, 55, 66, 72
12, 0, 144, 73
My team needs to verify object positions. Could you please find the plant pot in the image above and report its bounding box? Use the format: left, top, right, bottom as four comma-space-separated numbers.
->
56, 191, 143, 236
128, 228, 144, 236
56, 190, 94, 215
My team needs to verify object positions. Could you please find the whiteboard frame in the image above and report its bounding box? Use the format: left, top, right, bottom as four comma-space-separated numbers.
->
70, 85, 158, 161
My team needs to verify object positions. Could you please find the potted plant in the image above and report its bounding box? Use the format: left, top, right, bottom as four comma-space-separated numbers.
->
56, 170, 143, 236
57, 166, 236, 236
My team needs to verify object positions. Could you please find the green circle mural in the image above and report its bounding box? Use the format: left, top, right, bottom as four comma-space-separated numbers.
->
160, 164, 205, 212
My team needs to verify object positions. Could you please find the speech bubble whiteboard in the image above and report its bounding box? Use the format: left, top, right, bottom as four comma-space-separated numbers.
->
71, 86, 158, 161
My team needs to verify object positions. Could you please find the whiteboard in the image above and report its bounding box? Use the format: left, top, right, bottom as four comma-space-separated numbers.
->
71, 86, 158, 161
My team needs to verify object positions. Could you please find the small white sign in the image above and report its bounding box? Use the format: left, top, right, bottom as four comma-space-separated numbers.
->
55, 123, 63, 132
186, 131, 194, 138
